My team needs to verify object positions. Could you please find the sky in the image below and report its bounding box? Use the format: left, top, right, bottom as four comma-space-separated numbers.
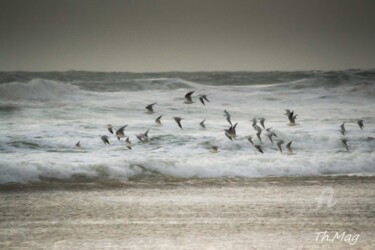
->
0, 0, 375, 72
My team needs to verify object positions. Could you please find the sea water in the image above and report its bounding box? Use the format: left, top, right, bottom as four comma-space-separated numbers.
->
0, 70, 374, 185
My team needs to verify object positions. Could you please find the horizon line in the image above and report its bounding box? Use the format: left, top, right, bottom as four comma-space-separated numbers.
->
0, 68, 374, 74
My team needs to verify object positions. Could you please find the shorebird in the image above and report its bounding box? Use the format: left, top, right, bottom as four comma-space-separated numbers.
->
145, 103, 157, 114
357, 119, 364, 130
174, 117, 183, 129
225, 122, 238, 141
246, 135, 254, 145
224, 110, 232, 126
252, 118, 257, 128
341, 139, 349, 152
199, 95, 210, 105
276, 139, 284, 153
107, 124, 113, 134
101, 135, 110, 145
286, 141, 293, 154
259, 118, 266, 129
340, 122, 346, 135
184, 91, 194, 104
254, 125, 262, 143
200, 119, 206, 129
254, 144, 263, 154
136, 129, 150, 143
125, 137, 132, 149
266, 128, 277, 144
210, 146, 218, 153
288, 111, 297, 126
155, 115, 163, 126
75, 141, 81, 147
115, 125, 127, 140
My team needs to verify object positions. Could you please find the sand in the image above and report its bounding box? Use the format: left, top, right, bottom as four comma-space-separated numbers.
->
1, 176, 374, 249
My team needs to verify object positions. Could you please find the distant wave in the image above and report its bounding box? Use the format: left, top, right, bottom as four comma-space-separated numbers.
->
1, 69, 374, 87
0, 79, 79, 101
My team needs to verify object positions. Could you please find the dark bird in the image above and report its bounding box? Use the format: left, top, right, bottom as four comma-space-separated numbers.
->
259, 118, 266, 129
155, 115, 163, 126
174, 117, 183, 129
199, 95, 210, 105
107, 124, 113, 134
145, 103, 157, 114
75, 141, 81, 147
266, 129, 277, 144
286, 141, 293, 154
200, 119, 206, 129
284, 109, 292, 116
246, 136, 254, 145
210, 146, 218, 153
340, 122, 346, 136
225, 122, 238, 141
341, 139, 349, 152
288, 111, 297, 126
254, 144, 263, 154
254, 125, 262, 143
101, 135, 110, 145
357, 119, 364, 130
224, 110, 232, 126
125, 137, 132, 149
184, 91, 194, 104
276, 140, 284, 153
136, 129, 150, 143
116, 125, 128, 140
252, 118, 257, 128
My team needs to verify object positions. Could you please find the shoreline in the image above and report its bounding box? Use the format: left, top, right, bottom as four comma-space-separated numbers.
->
1, 175, 375, 191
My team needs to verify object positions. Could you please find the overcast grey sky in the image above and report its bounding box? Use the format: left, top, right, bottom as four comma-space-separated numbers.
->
1, 0, 375, 72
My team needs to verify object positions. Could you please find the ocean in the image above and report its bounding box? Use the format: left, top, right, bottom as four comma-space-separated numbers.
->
0, 70, 374, 185
0, 70, 375, 249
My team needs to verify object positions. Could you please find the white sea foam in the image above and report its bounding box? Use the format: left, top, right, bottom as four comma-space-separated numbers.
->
0, 71, 374, 184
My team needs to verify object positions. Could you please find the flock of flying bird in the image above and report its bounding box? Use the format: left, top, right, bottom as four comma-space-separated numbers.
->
75, 90, 366, 154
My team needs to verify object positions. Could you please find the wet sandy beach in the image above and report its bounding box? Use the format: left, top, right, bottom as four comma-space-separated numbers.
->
1, 176, 374, 249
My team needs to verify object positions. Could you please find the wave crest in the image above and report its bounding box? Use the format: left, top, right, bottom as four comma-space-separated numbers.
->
0, 79, 79, 101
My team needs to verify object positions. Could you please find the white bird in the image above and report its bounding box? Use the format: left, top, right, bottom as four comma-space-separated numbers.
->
125, 137, 132, 149
115, 125, 128, 140
155, 115, 163, 126
184, 91, 194, 104
136, 129, 150, 143
145, 103, 157, 114
224, 122, 238, 141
